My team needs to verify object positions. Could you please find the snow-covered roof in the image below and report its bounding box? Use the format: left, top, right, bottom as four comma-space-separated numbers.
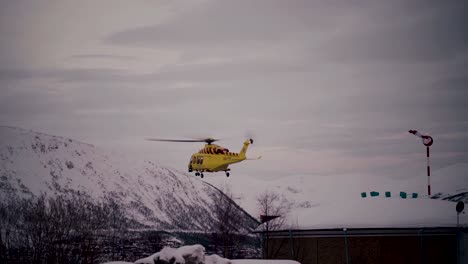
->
206, 162, 468, 218
257, 198, 467, 231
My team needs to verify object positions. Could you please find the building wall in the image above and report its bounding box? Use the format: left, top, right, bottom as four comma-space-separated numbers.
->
268, 234, 457, 264
459, 231, 467, 264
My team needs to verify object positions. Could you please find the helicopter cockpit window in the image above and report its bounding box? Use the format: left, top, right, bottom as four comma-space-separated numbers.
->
200, 157, 204, 164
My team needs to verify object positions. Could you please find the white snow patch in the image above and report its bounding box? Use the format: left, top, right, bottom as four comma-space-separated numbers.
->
155, 247, 185, 264
108, 244, 298, 264
176, 245, 206, 264
135, 245, 205, 264
232, 261, 300, 264
101, 262, 134, 264
205, 254, 231, 264
135, 253, 159, 264
167, 237, 183, 244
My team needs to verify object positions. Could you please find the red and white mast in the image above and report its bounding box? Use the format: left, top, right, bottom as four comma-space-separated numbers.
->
409, 130, 434, 196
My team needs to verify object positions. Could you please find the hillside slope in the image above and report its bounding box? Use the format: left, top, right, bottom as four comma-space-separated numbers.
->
0, 126, 258, 231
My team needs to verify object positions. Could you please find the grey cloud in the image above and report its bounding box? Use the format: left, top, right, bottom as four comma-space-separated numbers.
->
0, 68, 38, 81
0, 56, 296, 84
420, 74, 468, 120
2, 0, 468, 180
153, 59, 310, 83
0, 68, 128, 83
55, 68, 129, 83
430, 74, 468, 94
105, 0, 468, 64
322, 2, 468, 63
0, 84, 73, 125
69, 54, 136, 61
105, 0, 340, 48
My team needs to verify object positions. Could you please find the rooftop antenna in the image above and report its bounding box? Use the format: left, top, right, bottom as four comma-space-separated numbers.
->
456, 201, 464, 227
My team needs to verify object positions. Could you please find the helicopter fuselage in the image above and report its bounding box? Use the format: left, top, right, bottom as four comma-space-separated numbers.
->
147, 136, 257, 178
188, 139, 252, 177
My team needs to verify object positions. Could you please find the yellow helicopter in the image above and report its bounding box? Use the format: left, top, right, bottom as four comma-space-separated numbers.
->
146, 137, 261, 178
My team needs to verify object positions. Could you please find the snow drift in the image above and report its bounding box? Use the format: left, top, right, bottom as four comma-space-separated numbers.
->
104, 244, 298, 264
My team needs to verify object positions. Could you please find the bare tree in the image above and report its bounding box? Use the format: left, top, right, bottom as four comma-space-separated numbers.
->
0, 192, 132, 263
211, 185, 247, 258
256, 190, 292, 259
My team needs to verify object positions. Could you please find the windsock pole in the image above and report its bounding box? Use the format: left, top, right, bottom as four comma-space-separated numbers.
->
409, 130, 434, 196
426, 146, 430, 196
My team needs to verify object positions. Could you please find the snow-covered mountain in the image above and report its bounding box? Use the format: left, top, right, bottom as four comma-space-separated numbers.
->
205, 160, 468, 216
0, 126, 257, 231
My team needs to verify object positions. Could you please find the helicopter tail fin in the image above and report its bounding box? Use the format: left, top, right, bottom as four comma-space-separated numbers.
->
239, 139, 253, 158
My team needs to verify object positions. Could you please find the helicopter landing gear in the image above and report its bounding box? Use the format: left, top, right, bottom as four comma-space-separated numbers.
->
200, 173, 204, 178
195, 172, 199, 176
188, 167, 193, 172
226, 172, 230, 177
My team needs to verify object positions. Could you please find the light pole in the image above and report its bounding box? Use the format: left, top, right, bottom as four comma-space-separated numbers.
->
409, 130, 434, 196
456, 202, 464, 264
456, 201, 464, 227
344, 228, 350, 264
260, 214, 280, 259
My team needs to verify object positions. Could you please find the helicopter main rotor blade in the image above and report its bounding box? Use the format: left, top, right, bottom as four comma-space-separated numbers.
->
146, 139, 205, 142
146, 138, 220, 144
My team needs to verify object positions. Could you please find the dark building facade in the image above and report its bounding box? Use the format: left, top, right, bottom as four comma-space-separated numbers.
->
261, 227, 467, 264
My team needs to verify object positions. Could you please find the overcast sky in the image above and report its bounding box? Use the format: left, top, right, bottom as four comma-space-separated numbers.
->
1, 0, 467, 181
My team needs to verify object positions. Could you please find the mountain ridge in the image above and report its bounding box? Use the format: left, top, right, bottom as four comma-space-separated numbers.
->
0, 126, 258, 231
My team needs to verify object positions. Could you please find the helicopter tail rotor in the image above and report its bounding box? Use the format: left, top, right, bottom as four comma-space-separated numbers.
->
245, 129, 256, 145
246, 155, 262, 160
